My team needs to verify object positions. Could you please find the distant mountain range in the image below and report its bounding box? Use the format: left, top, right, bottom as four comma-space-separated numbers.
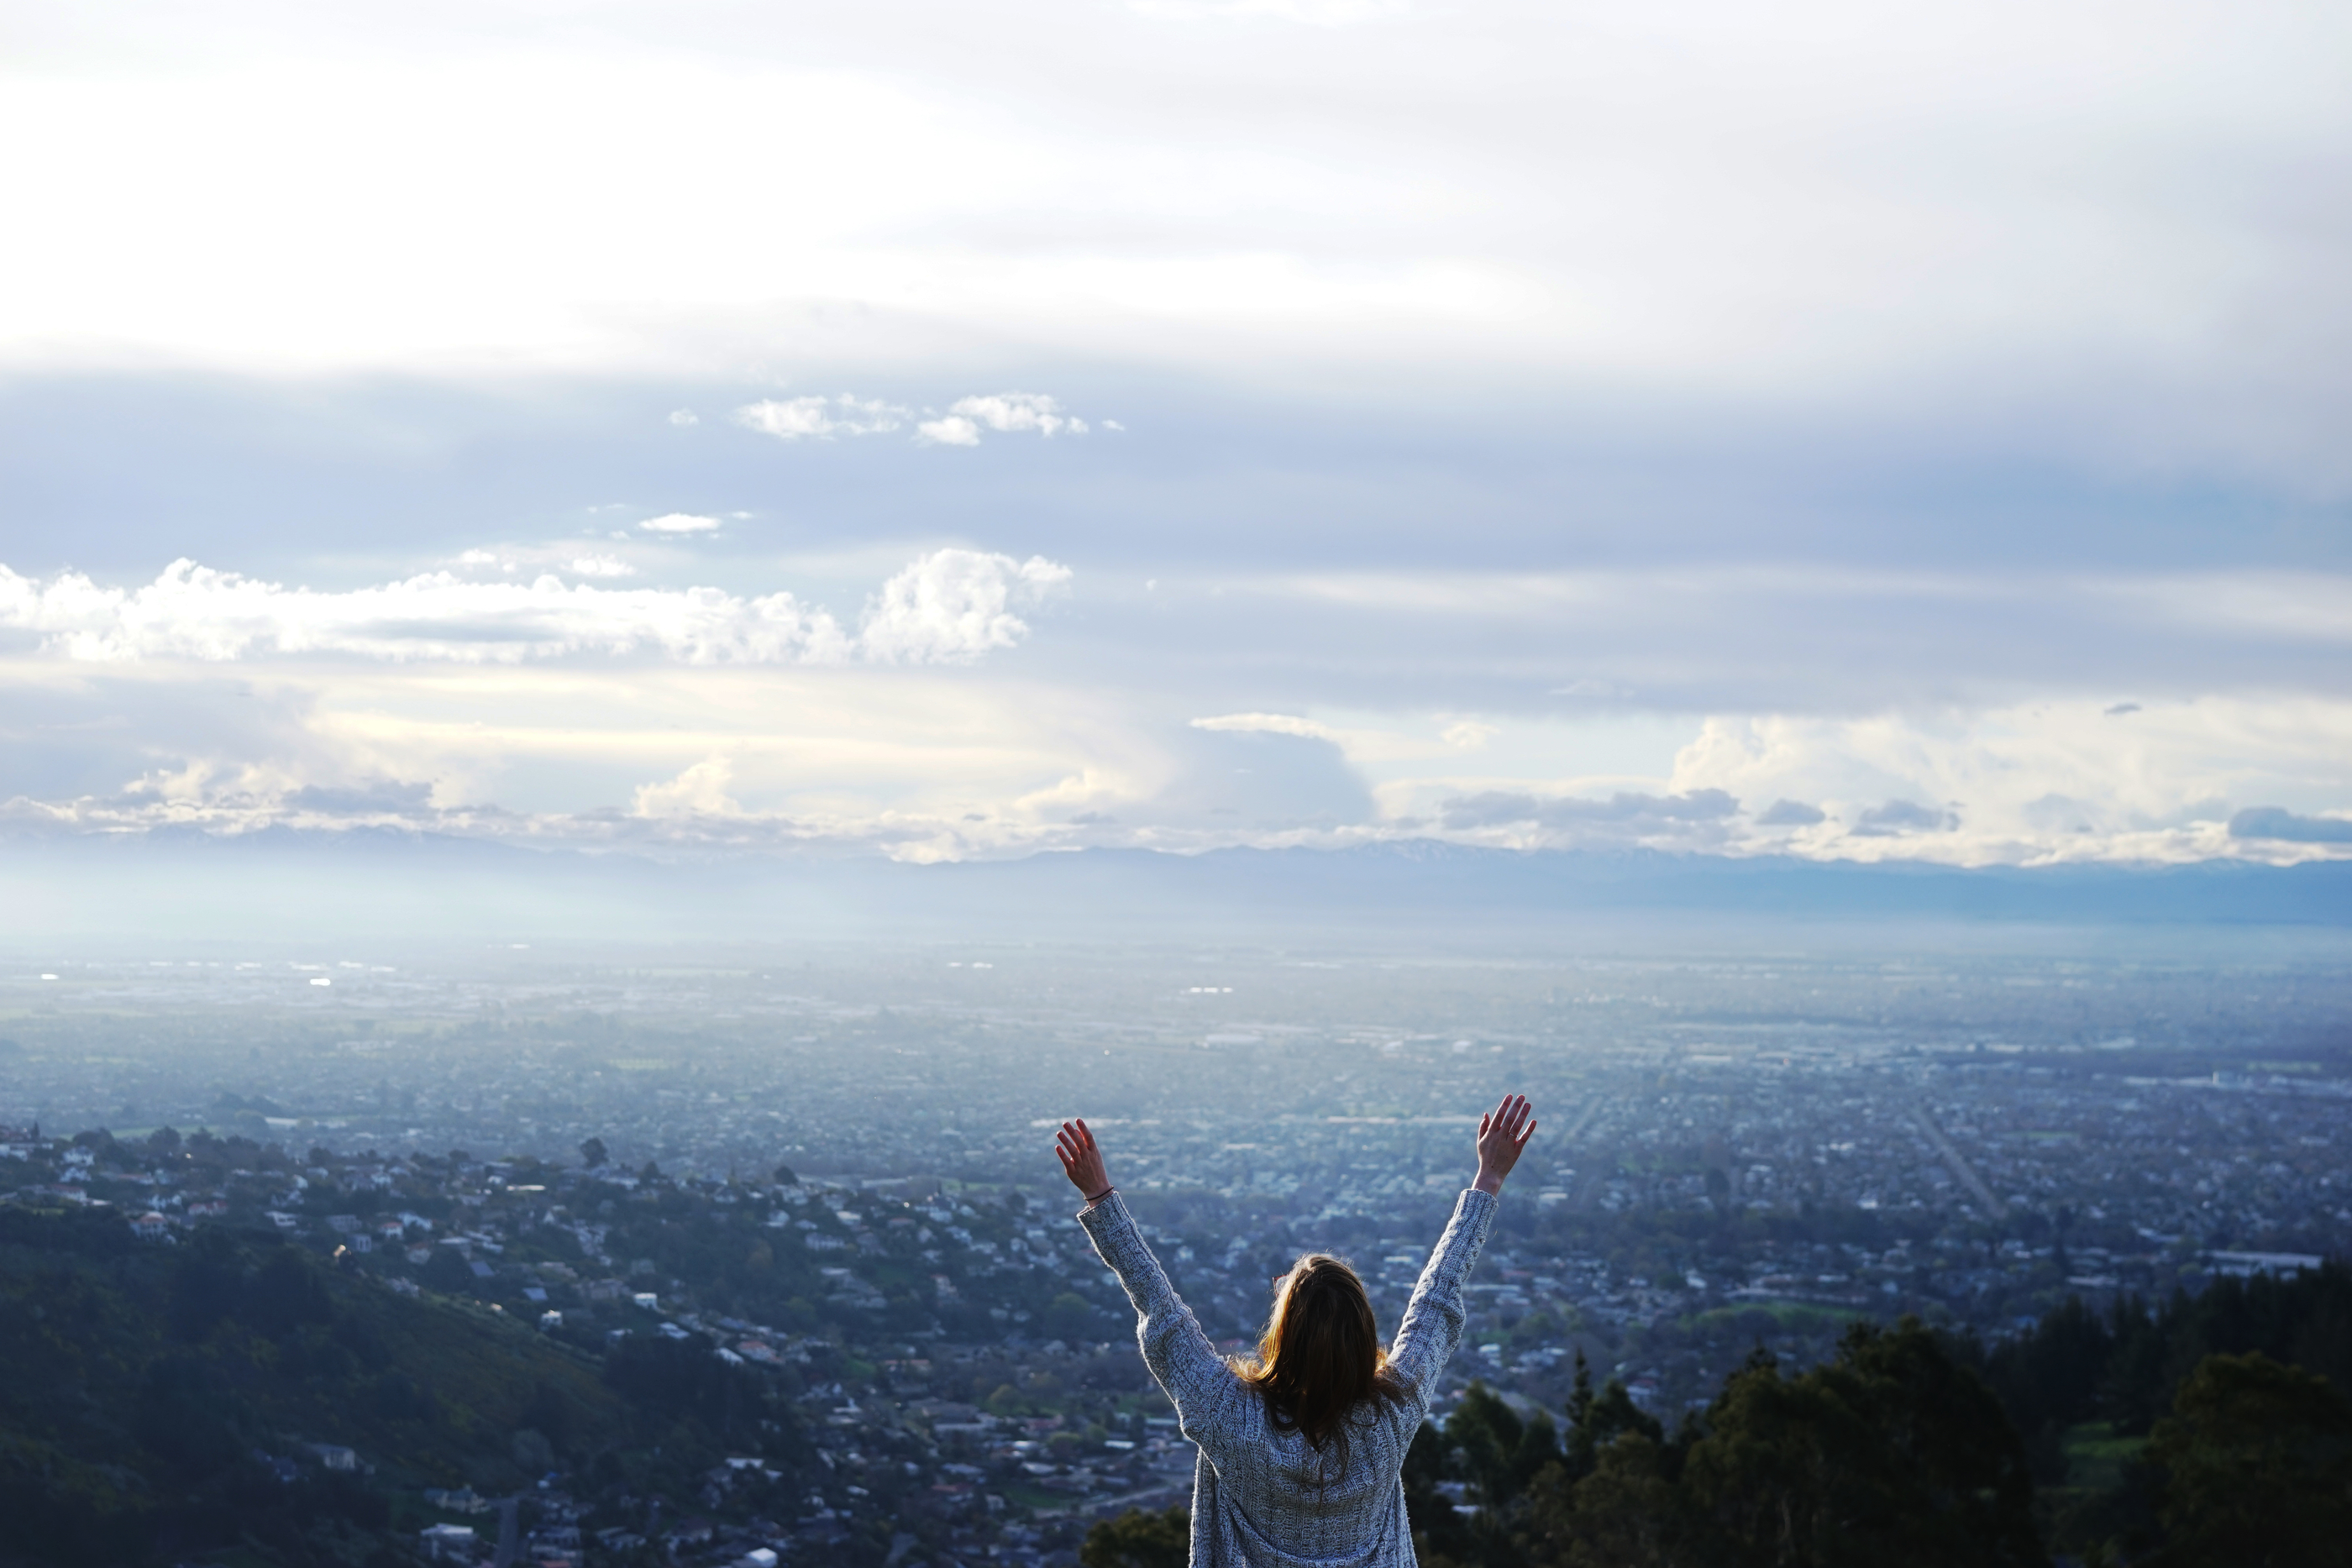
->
2, 830, 2345, 946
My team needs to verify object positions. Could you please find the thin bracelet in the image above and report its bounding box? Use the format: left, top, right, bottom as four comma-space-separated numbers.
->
1084, 1185, 1115, 1204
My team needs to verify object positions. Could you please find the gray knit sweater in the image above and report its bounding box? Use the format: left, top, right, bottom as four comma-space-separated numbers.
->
1077, 1187, 1499, 1567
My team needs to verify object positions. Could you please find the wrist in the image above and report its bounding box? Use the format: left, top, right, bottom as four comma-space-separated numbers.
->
1084, 1184, 1114, 1204
1472, 1172, 1504, 1196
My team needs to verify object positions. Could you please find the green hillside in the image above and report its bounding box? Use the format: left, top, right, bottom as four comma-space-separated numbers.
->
0, 1204, 633, 1566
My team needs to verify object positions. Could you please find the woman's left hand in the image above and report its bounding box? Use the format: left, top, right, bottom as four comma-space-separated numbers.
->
1056, 1119, 1115, 1203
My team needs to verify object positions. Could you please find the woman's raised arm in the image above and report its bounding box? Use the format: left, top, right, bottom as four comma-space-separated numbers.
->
1058, 1119, 1244, 1455
1389, 1093, 1530, 1410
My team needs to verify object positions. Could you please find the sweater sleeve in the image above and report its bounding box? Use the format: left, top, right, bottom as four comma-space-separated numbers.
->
1386, 1188, 1498, 1416
1077, 1192, 1245, 1454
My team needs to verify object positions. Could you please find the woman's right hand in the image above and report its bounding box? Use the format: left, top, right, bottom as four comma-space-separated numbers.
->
1056, 1118, 1115, 1204
1472, 1093, 1536, 1195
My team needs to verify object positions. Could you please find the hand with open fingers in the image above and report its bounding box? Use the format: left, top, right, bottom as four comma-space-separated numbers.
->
1056, 1118, 1115, 1204
1472, 1093, 1537, 1195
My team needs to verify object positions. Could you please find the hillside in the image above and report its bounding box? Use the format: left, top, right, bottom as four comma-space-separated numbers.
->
0, 1206, 637, 1566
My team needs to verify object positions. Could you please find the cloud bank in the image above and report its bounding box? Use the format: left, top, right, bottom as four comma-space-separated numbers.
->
0, 674, 2344, 868
1440, 788, 1740, 833
0, 551, 1069, 667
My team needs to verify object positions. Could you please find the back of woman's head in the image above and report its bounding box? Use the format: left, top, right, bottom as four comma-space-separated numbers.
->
1236, 1254, 1404, 1462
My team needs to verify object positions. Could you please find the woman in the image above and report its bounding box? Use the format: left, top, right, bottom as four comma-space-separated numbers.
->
1055, 1093, 1536, 1567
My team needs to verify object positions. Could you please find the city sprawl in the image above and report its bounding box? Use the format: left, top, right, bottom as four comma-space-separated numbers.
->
3, 941, 2347, 1565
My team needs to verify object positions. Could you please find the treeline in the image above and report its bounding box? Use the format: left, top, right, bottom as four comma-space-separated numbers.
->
1983, 1260, 2352, 1443
1084, 1264, 2352, 1568
1976, 1260, 2352, 1560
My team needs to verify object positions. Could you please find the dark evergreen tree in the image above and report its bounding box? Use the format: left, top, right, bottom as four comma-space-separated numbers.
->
2144, 1351, 2352, 1568
1677, 1319, 2044, 1568
1527, 1432, 1688, 1568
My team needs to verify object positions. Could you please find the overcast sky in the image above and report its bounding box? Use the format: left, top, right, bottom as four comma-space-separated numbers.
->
2, 0, 2347, 865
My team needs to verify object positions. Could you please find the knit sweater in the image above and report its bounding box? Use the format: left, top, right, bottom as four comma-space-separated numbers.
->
1076, 1187, 1499, 1567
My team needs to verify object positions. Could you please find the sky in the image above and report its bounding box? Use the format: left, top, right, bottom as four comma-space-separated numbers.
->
1, 0, 2348, 868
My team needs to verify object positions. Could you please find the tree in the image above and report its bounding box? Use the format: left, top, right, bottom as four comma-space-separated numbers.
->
2145, 1351, 2352, 1568
422, 1245, 477, 1296
580, 1137, 608, 1169
1679, 1319, 2045, 1568
773, 1162, 798, 1187
1404, 1378, 1570, 1565
1449, 1382, 1561, 1508
1564, 1353, 1664, 1481
1404, 1420, 1478, 1564
602, 1335, 795, 1450
1980, 1293, 2115, 1482
1081, 1505, 1189, 1568
1527, 1434, 1687, 1568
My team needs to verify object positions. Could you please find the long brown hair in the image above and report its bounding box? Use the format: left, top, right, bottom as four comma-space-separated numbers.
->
1234, 1254, 1406, 1476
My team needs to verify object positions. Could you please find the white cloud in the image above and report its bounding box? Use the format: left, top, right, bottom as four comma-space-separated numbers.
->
1665, 700, 2352, 865
1190, 711, 1506, 765
667, 408, 699, 426
570, 555, 637, 578
0, 658, 1147, 858
858, 550, 1074, 663
0, 552, 1074, 667
633, 755, 742, 819
3, 650, 2344, 868
1191, 711, 1337, 742
916, 393, 1087, 446
1441, 720, 1497, 750
1, 5, 2345, 507
734, 396, 908, 441
638, 513, 722, 534
1436, 788, 1739, 842
915, 415, 982, 448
